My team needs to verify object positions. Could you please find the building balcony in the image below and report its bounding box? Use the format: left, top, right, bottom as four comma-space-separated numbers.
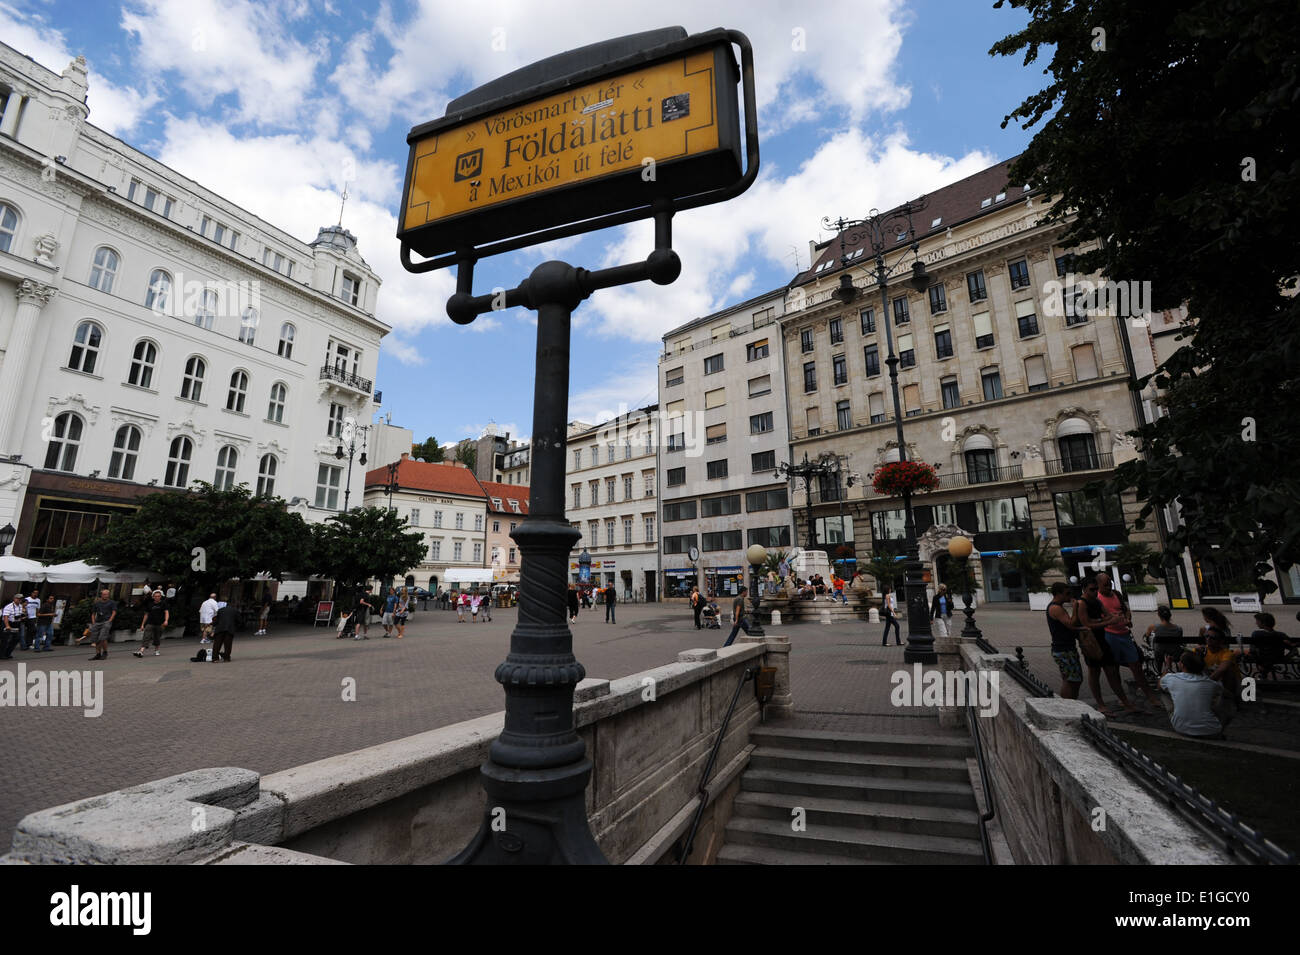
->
1044, 451, 1114, 475
319, 364, 373, 394
935, 463, 1024, 490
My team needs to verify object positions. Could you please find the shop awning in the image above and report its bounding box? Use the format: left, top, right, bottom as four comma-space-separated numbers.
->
0, 555, 45, 582
40, 561, 144, 584
444, 567, 493, 583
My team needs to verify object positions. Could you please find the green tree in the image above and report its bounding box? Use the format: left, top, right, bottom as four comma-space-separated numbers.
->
453, 439, 477, 472
310, 506, 427, 608
68, 483, 314, 596
411, 436, 446, 462
992, 0, 1300, 591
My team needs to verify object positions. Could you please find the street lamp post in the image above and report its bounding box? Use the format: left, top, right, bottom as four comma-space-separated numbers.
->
0, 523, 15, 556
824, 199, 936, 663
774, 452, 842, 553
334, 423, 369, 512
947, 535, 982, 642
746, 544, 768, 636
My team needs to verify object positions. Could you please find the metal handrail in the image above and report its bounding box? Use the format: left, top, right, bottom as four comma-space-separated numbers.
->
1006, 646, 1054, 697
1044, 451, 1115, 475
974, 634, 1000, 655
965, 701, 996, 865
319, 364, 373, 393
677, 664, 758, 863
1079, 715, 1296, 865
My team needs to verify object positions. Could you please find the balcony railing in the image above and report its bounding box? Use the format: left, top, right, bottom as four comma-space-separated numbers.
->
320, 364, 373, 393
935, 462, 1024, 490
1044, 451, 1114, 475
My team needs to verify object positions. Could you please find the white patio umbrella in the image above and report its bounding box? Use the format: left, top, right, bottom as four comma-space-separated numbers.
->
39, 560, 141, 584
0, 555, 45, 582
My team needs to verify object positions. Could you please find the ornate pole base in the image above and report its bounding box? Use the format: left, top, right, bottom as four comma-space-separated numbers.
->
748, 570, 766, 636
902, 555, 936, 664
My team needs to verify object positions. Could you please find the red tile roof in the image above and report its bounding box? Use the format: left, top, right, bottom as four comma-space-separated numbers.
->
364, 459, 486, 498
792, 156, 1029, 287
479, 480, 530, 515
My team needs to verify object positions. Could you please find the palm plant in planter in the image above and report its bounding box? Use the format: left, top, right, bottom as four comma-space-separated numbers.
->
861, 545, 904, 598
1113, 540, 1160, 609
1009, 533, 1063, 610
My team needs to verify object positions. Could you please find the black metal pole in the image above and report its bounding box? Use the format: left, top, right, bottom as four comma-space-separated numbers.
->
341, 446, 353, 513
748, 562, 766, 636
959, 554, 982, 641
451, 260, 605, 864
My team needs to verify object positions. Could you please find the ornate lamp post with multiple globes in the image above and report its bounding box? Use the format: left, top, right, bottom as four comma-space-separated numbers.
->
825, 199, 936, 663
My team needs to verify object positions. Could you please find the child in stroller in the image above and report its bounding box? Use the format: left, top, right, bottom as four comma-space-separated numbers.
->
700, 600, 722, 630
336, 609, 356, 639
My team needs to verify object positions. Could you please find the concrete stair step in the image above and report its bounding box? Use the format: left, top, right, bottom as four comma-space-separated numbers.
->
724, 816, 984, 864
715, 843, 887, 865
749, 745, 971, 782
751, 726, 972, 759
733, 790, 980, 840
742, 767, 977, 810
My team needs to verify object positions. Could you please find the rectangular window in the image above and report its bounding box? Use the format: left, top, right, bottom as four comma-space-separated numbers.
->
428, 539, 442, 560
1025, 355, 1049, 392
706, 423, 727, 445
832, 354, 847, 385
836, 400, 852, 431
864, 345, 880, 377
941, 378, 960, 410
665, 366, 684, 387
663, 533, 696, 555
455, 513, 464, 530
1055, 252, 1075, 277
967, 269, 987, 302
903, 383, 921, 417
711, 323, 730, 341
574, 449, 582, 469
829, 318, 843, 344
700, 495, 741, 518
750, 411, 774, 434
869, 392, 886, 423
705, 387, 726, 409
314, 464, 341, 509
977, 497, 1031, 533
327, 403, 345, 438
892, 296, 910, 325
644, 472, 655, 497
748, 526, 792, 548
860, 308, 876, 334
746, 487, 789, 512
1072, 344, 1099, 381
588, 521, 599, 545
663, 501, 697, 522
606, 477, 616, 501
624, 518, 633, 544
1015, 299, 1040, 338
473, 542, 482, 562
590, 480, 600, 505
702, 530, 743, 551
803, 362, 817, 392
1008, 259, 1031, 289
606, 521, 615, 546
933, 325, 953, 359
667, 467, 686, 487
981, 367, 1003, 401
704, 353, 724, 375
748, 375, 772, 398
800, 329, 815, 352
644, 515, 655, 542
667, 432, 686, 452
453, 542, 463, 561
410, 508, 421, 526
572, 485, 581, 508
752, 450, 775, 473
1054, 489, 1124, 527
747, 339, 770, 361
509, 547, 516, 563
607, 445, 615, 463
706, 459, 728, 480
434, 510, 443, 528
1064, 285, 1089, 325
806, 407, 821, 436
928, 284, 947, 314
973, 312, 994, 349
898, 333, 915, 369
624, 475, 633, 499
474, 514, 483, 532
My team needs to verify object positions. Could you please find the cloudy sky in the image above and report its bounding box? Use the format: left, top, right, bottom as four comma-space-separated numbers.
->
4, 0, 1042, 447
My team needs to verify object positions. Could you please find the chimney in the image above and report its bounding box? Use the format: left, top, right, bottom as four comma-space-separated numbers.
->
400, 451, 410, 460
808, 239, 818, 269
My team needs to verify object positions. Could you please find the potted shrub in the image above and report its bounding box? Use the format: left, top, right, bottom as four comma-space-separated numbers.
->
1009, 533, 1063, 610
1113, 540, 1160, 610
1225, 574, 1263, 614
871, 460, 939, 496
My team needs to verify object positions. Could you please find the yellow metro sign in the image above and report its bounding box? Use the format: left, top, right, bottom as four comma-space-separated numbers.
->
399, 36, 744, 259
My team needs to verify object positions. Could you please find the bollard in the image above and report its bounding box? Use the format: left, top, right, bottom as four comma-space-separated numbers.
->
821, 609, 832, 625
868, 608, 879, 624
770, 610, 782, 626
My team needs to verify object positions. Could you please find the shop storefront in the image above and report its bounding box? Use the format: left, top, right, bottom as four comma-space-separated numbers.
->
705, 566, 745, 598
663, 568, 697, 598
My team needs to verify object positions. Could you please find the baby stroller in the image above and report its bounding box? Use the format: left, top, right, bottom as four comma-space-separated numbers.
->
336, 610, 356, 640
700, 601, 722, 630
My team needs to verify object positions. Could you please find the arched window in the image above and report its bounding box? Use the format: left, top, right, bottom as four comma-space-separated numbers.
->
144, 269, 172, 312
1056, 417, 1098, 472
257, 454, 277, 496
67, 321, 103, 374
43, 412, 83, 471
127, 339, 158, 389
226, 369, 248, 413
239, 307, 258, 345
962, 433, 996, 484
267, 382, 286, 423
195, 288, 218, 329
180, 356, 206, 401
0, 202, 18, 254
165, 436, 193, 488
88, 247, 119, 292
108, 424, 142, 480
214, 445, 238, 490
277, 322, 295, 359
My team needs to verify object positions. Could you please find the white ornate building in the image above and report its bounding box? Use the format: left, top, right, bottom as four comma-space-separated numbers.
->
0, 43, 387, 558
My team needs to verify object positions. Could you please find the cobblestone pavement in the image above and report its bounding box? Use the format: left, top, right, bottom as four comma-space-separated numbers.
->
0, 600, 1283, 846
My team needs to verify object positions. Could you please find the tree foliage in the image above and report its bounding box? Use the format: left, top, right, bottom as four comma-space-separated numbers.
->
310, 506, 427, 607
411, 436, 446, 463
68, 483, 314, 594
992, 0, 1300, 589
861, 544, 904, 592
453, 439, 477, 472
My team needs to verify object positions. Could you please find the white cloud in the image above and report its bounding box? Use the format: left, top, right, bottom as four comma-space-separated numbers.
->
120, 0, 324, 126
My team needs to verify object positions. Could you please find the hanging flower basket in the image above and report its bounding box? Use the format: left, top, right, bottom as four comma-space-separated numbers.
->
872, 460, 939, 496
